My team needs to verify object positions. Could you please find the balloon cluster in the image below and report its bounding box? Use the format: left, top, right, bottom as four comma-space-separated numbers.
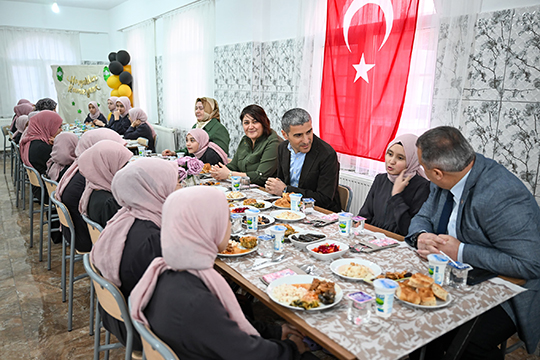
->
106, 50, 133, 104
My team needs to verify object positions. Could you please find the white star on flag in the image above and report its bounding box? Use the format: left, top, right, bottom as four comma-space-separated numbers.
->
353, 53, 375, 83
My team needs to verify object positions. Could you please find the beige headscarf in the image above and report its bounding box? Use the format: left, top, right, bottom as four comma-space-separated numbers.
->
195, 97, 220, 128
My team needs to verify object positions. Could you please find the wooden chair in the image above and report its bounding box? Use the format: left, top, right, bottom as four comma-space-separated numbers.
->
82, 214, 103, 244
129, 299, 179, 360
338, 184, 353, 213
83, 254, 137, 360
41, 175, 59, 270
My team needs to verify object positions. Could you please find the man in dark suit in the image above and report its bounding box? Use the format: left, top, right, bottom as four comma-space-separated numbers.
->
265, 108, 341, 213
406, 126, 540, 359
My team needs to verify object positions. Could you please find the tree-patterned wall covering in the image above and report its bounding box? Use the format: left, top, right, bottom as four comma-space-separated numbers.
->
432, 6, 540, 203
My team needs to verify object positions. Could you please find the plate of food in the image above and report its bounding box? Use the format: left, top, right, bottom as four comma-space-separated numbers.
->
217, 236, 258, 257
394, 273, 452, 309
242, 214, 275, 227
272, 193, 292, 209
225, 191, 246, 201
330, 258, 382, 282
243, 198, 272, 210
267, 275, 343, 311
202, 180, 221, 186
289, 231, 327, 249
270, 210, 306, 222
230, 205, 258, 214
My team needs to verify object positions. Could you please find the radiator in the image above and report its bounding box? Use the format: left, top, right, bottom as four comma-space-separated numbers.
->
152, 124, 177, 154
339, 171, 374, 214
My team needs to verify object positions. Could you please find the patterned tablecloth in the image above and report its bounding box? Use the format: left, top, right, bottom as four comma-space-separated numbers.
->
218, 187, 526, 360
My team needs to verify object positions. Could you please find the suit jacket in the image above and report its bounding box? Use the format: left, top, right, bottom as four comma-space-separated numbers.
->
406, 153, 540, 353
277, 135, 341, 213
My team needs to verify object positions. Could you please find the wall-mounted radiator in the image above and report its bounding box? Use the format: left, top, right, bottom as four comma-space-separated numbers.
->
338, 171, 374, 215
152, 124, 177, 154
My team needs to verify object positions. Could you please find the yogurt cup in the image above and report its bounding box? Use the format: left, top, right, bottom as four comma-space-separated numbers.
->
289, 193, 302, 212
231, 176, 241, 192
338, 212, 353, 236
428, 254, 449, 285
245, 209, 260, 233
373, 279, 398, 318
270, 225, 287, 252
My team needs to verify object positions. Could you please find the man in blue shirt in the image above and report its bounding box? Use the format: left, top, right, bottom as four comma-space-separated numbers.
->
265, 108, 341, 213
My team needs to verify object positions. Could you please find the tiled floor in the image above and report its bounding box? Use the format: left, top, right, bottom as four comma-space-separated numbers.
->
0, 156, 538, 359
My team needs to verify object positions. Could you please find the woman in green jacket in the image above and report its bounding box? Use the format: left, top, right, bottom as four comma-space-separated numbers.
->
211, 105, 281, 186
162, 97, 230, 156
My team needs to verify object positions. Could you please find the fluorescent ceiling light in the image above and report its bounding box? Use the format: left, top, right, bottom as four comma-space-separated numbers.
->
52, 3, 60, 13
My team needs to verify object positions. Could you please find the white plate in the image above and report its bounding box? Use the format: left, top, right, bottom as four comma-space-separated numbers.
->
272, 199, 291, 209
267, 275, 343, 311
213, 186, 228, 193
330, 258, 382, 282
252, 200, 272, 210
242, 214, 275, 227
230, 205, 258, 214
395, 293, 453, 309
225, 191, 246, 201
270, 210, 306, 222
289, 231, 327, 250
306, 240, 349, 261
217, 245, 258, 258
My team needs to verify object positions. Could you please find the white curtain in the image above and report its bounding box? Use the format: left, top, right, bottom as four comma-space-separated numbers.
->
123, 20, 158, 124
0, 27, 81, 117
161, 0, 215, 129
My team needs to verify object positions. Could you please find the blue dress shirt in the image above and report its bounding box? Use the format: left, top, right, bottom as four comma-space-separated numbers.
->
288, 142, 306, 188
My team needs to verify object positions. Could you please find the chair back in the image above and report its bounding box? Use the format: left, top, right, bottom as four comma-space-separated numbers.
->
137, 137, 149, 147
24, 165, 42, 188
83, 254, 131, 324
128, 299, 179, 360
2, 125, 10, 143
41, 175, 58, 198
50, 191, 74, 230
338, 184, 353, 213
82, 214, 103, 245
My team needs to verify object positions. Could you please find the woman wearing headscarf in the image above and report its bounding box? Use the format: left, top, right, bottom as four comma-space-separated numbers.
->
211, 104, 281, 186
46, 132, 78, 182
106, 96, 131, 135
358, 134, 431, 236
84, 101, 107, 127
123, 108, 156, 152
162, 97, 230, 157
35, 98, 57, 112
106, 96, 118, 122
130, 187, 309, 359
10, 102, 34, 133
78, 140, 133, 228
12, 115, 29, 144
56, 128, 126, 252
90, 157, 178, 351
185, 128, 228, 166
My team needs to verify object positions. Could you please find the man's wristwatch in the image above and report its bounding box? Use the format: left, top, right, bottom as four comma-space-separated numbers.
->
409, 230, 426, 249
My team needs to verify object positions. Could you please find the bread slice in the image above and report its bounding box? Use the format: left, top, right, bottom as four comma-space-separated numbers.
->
418, 288, 437, 306
431, 283, 448, 301
408, 273, 434, 289
397, 283, 421, 305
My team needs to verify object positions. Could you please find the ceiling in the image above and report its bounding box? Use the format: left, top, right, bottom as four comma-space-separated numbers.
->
11, 0, 129, 10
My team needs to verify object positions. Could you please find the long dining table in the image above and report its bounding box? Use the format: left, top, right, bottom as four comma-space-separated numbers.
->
211, 184, 525, 360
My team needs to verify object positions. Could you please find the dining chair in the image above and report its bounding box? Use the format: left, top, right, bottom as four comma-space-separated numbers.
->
24, 165, 47, 259
83, 254, 137, 360
11, 142, 27, 209
2, 125, 11, 174
41, 175, 59, 270
82, 214, 103, 244
129, 298, 179, 360
338, 184, 353, 213
50, 191, 91, 332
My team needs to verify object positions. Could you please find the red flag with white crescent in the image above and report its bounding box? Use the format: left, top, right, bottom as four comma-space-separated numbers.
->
320, 0, 419, 161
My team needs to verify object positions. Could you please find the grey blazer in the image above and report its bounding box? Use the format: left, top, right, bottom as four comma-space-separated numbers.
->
406, 153, 540, 353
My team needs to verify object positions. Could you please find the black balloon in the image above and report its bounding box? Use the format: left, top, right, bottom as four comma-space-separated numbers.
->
108, 52, 117, 62
109, 61, 123, 75
116, 50, 131, 66
119, 71, 133, 85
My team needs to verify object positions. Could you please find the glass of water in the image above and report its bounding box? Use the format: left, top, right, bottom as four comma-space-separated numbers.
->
257, 235, 274, 258
347, 291, 374, 326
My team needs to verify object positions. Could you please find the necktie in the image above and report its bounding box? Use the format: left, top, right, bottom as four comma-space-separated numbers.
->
436, 192, 454, 235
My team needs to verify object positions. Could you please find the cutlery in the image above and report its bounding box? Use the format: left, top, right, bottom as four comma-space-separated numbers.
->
298, 264, 315, 275
313, 219, 338, 228
250, 254, 286, 270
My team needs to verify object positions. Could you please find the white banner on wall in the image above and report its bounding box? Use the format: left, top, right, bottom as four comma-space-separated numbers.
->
51, 65, 110, 123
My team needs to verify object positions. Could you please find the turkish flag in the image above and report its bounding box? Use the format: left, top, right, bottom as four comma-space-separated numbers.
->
320, 0, 419, 161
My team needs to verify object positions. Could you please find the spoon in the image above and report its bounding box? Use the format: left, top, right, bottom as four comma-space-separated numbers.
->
250, 254, 286, 270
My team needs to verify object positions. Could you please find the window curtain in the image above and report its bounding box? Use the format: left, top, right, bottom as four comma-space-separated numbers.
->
123, 20, 158, 124
161, 0, 215, 130
0, 27, 81, 117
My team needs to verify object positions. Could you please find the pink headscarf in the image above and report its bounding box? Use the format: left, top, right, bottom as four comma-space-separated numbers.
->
78, 140, 133, 216
189, 128, 228, 164
19, 110, 63, 166
108, 96, 118, 111
128, 108, 156, 138
88, 101, 102, 120
386, 134, 428, 183
56, 128, 126, 199
46, 132, 78, 182
11, 103, 34, 129
116, 96, 131, 116
130, 187, 259, 336
17, 99, 31, 105
91, 158, 178, 287
13, 115, 29, 138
